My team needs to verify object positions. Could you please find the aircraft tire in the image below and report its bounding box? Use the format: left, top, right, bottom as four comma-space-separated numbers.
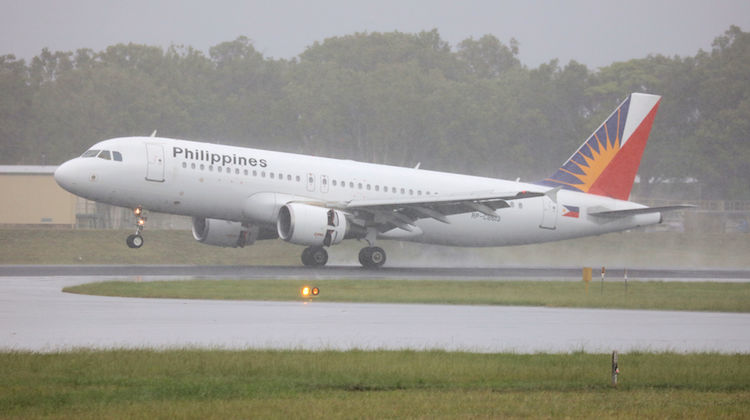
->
127, 234, 144, 249
358, 247, 371, 266
309, 247, 328, 266
301, 247, 313, 266
302, 246, 328, 266
359, 246, 386, 268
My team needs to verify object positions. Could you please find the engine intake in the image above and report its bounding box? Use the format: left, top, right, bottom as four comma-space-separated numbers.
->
277, 203, 347, 246
192, 217, 252, 248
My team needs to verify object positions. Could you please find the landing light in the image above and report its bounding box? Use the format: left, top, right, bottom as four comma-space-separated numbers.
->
301, 286, 320, 297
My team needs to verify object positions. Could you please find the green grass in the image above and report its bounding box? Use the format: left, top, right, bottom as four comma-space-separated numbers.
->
2, 229, 750, 268
1, 350, 748, 419
64, 279, 750, 312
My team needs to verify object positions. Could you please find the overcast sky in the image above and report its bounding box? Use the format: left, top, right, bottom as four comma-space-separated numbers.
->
3, 0, 750, 69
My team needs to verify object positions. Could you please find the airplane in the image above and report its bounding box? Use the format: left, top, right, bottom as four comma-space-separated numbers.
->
54, 92, 691, 268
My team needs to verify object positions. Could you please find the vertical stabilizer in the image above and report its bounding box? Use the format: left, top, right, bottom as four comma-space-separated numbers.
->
539, 93, 661, 200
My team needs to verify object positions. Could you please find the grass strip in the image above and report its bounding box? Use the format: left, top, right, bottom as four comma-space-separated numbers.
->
64, 279, 750, 312
1, 350, 748, 419
3, 229, 750, 268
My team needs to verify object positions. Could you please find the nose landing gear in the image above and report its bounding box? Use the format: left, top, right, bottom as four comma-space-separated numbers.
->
126, 207, 146, 249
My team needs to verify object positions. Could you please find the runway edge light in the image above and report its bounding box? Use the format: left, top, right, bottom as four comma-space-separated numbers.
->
301, 286, 320, 298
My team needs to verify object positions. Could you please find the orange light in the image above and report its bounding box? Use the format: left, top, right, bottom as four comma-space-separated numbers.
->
137, 218, 146, 226
311, 287, 319, 296
134, 207, 142, 216
301, 286, 310, 297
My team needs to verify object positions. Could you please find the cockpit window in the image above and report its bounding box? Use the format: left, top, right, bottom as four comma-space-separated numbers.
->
81, 149, 123, 161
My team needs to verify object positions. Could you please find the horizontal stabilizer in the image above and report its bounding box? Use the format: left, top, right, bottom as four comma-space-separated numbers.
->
589, 205, 695, 218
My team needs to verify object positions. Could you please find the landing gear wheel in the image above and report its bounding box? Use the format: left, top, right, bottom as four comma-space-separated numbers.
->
301, 246, 328, 267
126, 234, 144, 249
126, 207, 147, 249
359, 246, 386, 268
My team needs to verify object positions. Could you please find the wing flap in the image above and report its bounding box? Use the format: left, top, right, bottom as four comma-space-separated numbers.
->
332, 190, 544, 231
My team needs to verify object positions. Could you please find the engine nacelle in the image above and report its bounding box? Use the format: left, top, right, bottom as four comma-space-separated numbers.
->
192, 217, 253, 248
277, 203, 347, 246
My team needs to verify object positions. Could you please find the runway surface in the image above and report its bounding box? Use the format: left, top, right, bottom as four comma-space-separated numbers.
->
2, 273, 749, 353
2, 264, 750, 281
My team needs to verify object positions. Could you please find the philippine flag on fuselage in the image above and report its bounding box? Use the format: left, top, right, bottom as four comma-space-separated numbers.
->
563, 205, 580, 218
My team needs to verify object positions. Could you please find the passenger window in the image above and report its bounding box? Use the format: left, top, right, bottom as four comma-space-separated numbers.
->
181, 162, 187, 168
287, 174, 292, 181
296, 175, 301, 182
384, 186, 388, 192
98, 150, 111, 160
375, 185, 380, 191
349, 182, 354, 188
332, 180, 337, 187
191, 163, 196, 169
112, 151, 123, 161
270, 173, 274, 179
235, 168, 240, 175
218, 166, 223, 173
366, 184, 371, 190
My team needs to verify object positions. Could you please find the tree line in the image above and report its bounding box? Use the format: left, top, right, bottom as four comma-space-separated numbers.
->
1, 27, 748, 199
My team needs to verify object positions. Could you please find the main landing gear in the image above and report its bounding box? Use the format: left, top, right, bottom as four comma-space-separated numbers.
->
126, 207, 146, 249
359, 246, 386, 268
299, 245, 387, 268
301, 246, 328, 266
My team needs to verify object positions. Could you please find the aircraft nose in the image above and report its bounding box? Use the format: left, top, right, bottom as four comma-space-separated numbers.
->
54, 160, 77, 192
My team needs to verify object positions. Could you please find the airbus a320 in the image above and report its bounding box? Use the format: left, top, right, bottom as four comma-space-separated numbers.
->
54, 93, 690, 268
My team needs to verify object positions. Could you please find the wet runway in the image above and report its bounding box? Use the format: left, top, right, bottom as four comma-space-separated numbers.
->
3, 264, 750, 281
2, 271, 749, 353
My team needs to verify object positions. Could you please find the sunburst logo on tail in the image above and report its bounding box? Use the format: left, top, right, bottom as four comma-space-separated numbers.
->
538, 93, 661, 200
539, 96, 636, 196
551, 108, 624, 193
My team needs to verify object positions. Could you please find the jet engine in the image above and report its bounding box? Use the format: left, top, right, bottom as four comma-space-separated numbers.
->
277, 203, 347, 246
192, 217, 253, 248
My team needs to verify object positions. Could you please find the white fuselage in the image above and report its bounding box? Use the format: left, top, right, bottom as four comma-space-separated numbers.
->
54, 136, 660, 247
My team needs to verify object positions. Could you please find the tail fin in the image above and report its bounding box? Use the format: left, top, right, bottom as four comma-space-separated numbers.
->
539, 93, 661, 200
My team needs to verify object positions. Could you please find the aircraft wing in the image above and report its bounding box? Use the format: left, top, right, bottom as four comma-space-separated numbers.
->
589, 205, 696, 218
325, 190, 544, 232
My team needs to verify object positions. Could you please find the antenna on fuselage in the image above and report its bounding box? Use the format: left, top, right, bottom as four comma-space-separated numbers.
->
150, 130, 157, 137
414, 162, 421, 169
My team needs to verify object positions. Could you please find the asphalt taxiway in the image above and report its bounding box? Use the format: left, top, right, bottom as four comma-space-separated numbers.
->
1, 265, 749, 353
